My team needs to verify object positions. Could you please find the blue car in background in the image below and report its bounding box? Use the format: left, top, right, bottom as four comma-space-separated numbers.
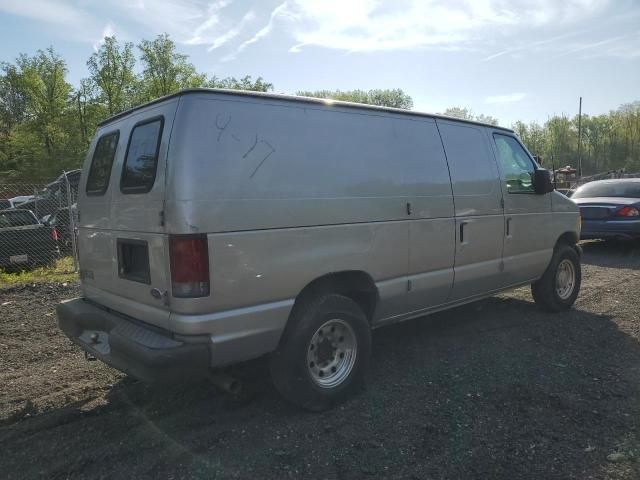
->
573, 179, 640, 240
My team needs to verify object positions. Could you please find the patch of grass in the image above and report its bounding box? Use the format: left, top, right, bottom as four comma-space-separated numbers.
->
0, 256, 78, 288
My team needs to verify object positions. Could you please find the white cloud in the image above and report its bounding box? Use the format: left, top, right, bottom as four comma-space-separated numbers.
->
221, 2, 290, 62
480, 31, 587, 62
276, 0, 613, 54
0, 0, 627, 63
104, 0, 220, 43
553, 31, 640, 59
0, 0, 208, 44
184, 0, 238, 47
0, 0, 98, 39
485, 93, 526, 104
102, 23, 115, 38
93, 23, 116, 51
205, 10, 256, 51
591, 42, 640, 59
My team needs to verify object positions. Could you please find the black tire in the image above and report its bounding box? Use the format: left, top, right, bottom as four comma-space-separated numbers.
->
269, 294, 371, 411
531, 244, 581, 312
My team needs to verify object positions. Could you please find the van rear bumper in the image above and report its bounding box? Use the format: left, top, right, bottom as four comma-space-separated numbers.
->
57, 298, 210, 383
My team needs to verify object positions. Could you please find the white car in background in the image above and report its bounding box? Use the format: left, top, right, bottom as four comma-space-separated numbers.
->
9, 195, 35, 207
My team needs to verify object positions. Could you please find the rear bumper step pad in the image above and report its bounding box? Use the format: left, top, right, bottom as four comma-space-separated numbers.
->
57, 298, 210, 383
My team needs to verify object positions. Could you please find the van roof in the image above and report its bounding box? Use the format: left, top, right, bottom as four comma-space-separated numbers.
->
97, 88, 514, 132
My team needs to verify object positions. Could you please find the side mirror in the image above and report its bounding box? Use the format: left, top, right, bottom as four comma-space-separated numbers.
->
533, 169, 554, 195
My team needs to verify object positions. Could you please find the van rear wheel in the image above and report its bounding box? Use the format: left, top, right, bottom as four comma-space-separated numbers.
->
269, 294, 371, 411
531, 244, 581, 312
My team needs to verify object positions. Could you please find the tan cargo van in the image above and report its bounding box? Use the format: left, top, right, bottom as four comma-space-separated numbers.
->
57, 89, 582, 410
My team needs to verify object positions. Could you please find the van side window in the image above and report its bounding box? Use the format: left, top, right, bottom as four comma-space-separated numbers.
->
438, 123, 497, 194
493, 134, 535, 194
121, 118, 163, 194
86, 131, 119, 195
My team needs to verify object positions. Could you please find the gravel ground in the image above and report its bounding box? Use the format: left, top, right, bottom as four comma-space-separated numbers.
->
2, 240, 640, 479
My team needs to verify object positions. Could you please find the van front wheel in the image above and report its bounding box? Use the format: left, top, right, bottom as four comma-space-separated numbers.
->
269, 294, 371, 411
531, 244, 581, 312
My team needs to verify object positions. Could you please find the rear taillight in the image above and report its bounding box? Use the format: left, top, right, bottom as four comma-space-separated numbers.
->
615, 206, 640, 217
51, 228, 59, 241
169, 234, 210, 298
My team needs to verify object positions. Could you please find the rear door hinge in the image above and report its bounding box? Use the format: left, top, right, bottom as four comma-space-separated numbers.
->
500, 197, 505, 209
159, 210, 165, 227
407, 279, 413, 292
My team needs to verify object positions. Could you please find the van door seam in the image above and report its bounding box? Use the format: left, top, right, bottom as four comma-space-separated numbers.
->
434, 119, 457, 300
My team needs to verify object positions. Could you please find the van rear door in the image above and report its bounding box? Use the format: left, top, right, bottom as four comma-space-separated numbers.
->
78, 100, 178, 329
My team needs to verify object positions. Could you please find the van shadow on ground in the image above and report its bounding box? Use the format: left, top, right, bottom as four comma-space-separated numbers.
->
3, 294, 640, 479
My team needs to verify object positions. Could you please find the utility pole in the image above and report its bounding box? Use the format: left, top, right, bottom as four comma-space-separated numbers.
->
577, 97, 583, 178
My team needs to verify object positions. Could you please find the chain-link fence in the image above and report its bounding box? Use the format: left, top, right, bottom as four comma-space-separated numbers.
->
575, 170, 640, 187
0, 171, 79, 283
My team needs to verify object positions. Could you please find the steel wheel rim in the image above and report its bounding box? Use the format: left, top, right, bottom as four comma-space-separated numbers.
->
306, 319, 357, 389
556, 259, 576, 300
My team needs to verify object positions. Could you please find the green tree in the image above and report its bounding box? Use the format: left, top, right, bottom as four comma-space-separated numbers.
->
138, 33, 206, 101
442, 106, 474, 120
442, 107, 498, 126
10, 48, 73, 177
72, 78, 94, 146
512, 102, 640, 176
66, 77, 105, 159
87, 36, 137, 116
207, 75, 273, 92
0, 63, 28, 173
366, 89, 413, 109
5, 36, 640, 183
580, 115, 600, 172
0, 38, 276, 181
546, 115, 575, 169
474, 113, 499, 126
296, 88, 413, 109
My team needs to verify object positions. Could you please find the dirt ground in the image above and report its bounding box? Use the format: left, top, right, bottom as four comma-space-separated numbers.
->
2, 241, 640, 479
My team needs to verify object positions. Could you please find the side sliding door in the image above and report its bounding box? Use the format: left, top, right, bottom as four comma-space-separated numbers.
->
437, 120, 505, 301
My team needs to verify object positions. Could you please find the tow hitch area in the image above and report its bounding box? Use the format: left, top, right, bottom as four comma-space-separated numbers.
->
78, 329, 110, 358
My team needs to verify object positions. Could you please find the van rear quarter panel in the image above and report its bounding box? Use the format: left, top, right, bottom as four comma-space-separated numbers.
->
166, 93, 454, 322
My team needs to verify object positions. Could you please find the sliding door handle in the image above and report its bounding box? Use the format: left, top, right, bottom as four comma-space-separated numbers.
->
459, 222, 468, 243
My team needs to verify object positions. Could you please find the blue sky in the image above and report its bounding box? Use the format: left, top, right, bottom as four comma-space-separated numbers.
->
0, 0, 638, 126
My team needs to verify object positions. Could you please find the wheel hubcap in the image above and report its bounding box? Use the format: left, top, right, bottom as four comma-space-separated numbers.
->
556, 259, 576, 300
307, 319, 357, 388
